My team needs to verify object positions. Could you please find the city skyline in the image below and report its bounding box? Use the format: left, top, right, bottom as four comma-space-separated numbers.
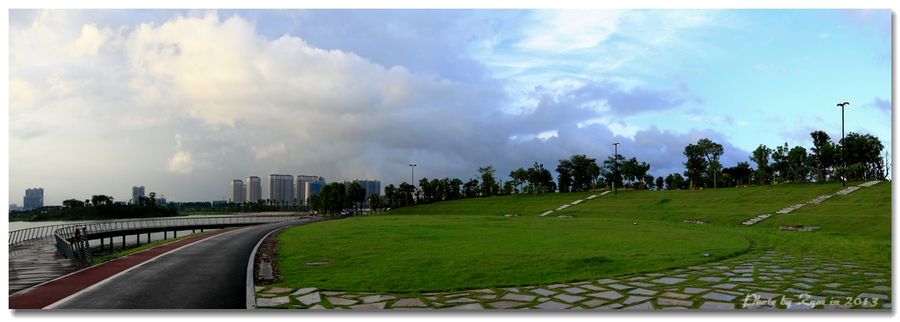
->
7, 7, 894, 206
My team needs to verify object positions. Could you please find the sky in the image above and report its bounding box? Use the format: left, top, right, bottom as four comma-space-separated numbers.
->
5, 7, 895, 206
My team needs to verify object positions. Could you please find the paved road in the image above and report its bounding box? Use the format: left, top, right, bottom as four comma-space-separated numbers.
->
23, 218, 329, 309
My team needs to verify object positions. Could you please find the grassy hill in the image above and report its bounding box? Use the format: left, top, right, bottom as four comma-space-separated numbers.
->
392, 182, 865, 227
753, 181, 891, 239
275, 181, 891, 292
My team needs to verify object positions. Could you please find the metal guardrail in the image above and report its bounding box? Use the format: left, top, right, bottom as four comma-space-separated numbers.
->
9, 224, 75, 246
55, 227, 93, 263
9, 214, 306, 246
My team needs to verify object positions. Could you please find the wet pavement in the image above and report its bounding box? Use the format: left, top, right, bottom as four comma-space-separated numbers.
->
8, 236, 91, 295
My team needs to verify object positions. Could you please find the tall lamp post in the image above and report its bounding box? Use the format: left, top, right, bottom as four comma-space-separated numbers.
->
837, 102, 849, 187
410, 163, 417, 203
613, 143, 620, 195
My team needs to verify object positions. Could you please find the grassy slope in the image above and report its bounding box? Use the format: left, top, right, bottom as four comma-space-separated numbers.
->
275, 181, 891, 292
558, 182, 856, 226
388, 191, 599, 216
753, 181, 891, 238
277, 215, 748, 292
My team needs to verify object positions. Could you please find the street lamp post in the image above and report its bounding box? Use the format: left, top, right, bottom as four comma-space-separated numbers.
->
410, 163, 417, 203
613, 143, 620, 195
837, 102, 849, 187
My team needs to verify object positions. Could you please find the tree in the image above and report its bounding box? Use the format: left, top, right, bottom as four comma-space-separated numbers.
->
502, 181, 515, 195
643, 174, 655, 190
568, 155, 598, 192
525, 162, 555, 193
664, 173, 686, 190
602, 154, 625, 190
419, 178, 431, 202
478, 165, 498, 197
555, 159, 574, 193
449, 178, 463, 200
429, 178, 443, 202
63, 199, 83, 210
91, 195, 114, 207
347, 182, 366, 214
509, 168, 527, 194
320, 182, 344, 215
749, 144, 773, 186
398, 182, 415, 206
696, 138, 724, 188
841, 132, 885, 181
368, 192, 381, 213
723, 162, 753, 186
787, 145, 810, 183
655, 176, 664, 190
771, 143, 789, 183
463, 179, 480, 198
308, 193, 323, 214
683, 143, 708, 189
384, 184, 397, 208
587, 162, 601, 190
810, 130, 831, 182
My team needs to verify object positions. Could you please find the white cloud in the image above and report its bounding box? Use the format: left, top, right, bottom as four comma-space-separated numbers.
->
516, 10, 621, 52
167, 151, 195, 174
64, 23, 110, 57
608, 122, 641, 139
8, 79, 37, 109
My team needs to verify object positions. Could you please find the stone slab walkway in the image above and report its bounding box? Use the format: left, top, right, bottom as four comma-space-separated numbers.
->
254, 250, 891, 310
539, 193, 603, 217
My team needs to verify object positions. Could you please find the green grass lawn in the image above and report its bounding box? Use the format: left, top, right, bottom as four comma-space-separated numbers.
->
277, 216, 749, 292
274, 181, 890, 293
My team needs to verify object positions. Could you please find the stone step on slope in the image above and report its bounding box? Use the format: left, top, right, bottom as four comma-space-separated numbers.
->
834, 187, 860, 195
859, 181, 882, 187
807, 195, 832, 204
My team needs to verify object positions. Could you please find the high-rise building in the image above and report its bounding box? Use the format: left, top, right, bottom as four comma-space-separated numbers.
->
247, 176, 261, 203
231, 180, 246, 203
306, 178, 325, 200
24, 188, 43, 210
132, 186, 145, 204
351, 179, 381, 205
295, 175, 323, 205
268, 174, 294, 205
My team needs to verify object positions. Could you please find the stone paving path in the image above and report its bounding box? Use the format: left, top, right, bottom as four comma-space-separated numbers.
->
538, 192, 607, 217
254, 249, 891, 309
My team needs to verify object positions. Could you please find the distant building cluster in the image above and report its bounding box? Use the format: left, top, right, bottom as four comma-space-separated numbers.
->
229, 175, 379, 205
339, 179, 381, 202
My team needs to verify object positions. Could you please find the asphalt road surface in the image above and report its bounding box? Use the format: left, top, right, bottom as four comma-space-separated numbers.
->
48, 218, 326, 309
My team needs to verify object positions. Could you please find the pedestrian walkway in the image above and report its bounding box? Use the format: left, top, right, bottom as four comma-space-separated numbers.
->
255, 250, 891, 309
538, 192, 607, 217
8, 236, 91, 295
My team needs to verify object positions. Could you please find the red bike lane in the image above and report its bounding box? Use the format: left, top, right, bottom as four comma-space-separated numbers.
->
9, 226, 249, 309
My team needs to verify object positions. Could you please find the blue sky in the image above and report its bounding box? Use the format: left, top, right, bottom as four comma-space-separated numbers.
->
6, 8, 894, 205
